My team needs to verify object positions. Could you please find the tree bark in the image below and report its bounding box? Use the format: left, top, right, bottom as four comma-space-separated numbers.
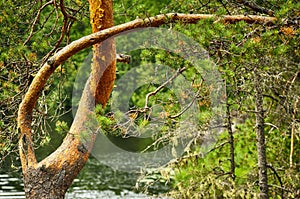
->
254, 67, 269, 199
88, 0, 116, 106
18, 0, 115, 198
290, 96, 299, 168
226, 99, 235, 180
17, 12, 276, 198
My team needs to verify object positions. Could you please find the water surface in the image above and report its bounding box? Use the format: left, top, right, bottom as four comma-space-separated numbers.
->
0, 157, 171, 199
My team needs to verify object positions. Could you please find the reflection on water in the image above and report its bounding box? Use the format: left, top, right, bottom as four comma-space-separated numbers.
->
0, 115, 171, 199
67, 190, 155, 199
0, 173, 25, 199
0, 158, 171, 199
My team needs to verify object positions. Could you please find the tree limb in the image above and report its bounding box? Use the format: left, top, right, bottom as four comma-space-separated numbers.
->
17, 12, 278, 170
145, 67, 186, 109
237, 0, 275, 16
116, 53, 131, 63
23, 0, 54, 45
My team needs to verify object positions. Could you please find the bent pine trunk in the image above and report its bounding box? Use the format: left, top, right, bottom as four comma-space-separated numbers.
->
17, 0, 115, 198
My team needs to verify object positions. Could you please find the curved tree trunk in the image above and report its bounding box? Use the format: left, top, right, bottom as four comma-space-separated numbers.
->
16, 6, 276, 198
18, 0, 115, 198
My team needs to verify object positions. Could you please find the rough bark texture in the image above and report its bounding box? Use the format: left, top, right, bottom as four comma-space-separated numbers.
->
17, 12, 276, 198
89, 0, 116, 106
226, 102, 235, 180
254, 68, 269, 199
18, 0, 115, 198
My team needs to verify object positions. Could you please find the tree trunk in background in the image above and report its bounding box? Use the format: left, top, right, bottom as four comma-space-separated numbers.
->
226, 100, 235, 180
254, 67, 269, 199
18, 0, 115, 198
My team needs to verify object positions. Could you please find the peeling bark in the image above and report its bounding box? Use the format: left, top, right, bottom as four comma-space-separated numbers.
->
88, 0, 116, 106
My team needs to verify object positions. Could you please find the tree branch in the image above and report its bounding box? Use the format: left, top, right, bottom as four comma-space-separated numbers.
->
237, 0, 275, 16
116, 53, 131, 63
169, 85, 201, 119
145, 67, 186, 109
267, 164, 284, 198
23, 0, 54, 45
17, 13, 277, 170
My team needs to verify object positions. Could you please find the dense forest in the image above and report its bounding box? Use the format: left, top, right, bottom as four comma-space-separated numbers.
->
0, 0, 299, 198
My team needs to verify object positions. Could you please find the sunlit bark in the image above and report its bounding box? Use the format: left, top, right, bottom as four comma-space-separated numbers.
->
17, 0, 115, 198
88, 0, 116, 106
17, 11, 276, 198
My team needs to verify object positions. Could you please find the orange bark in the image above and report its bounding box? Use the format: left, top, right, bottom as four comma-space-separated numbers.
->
17, 11, 277, 198
17, 0, 115, 198
89, 0, 116, 106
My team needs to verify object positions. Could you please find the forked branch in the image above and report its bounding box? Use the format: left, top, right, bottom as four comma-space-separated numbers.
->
17, 13, 278, 170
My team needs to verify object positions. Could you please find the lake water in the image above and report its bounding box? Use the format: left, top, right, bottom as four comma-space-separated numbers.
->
0, 157, 171, 199
0, 111, 174, 199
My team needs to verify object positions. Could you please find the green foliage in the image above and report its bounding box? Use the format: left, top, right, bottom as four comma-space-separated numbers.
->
172, 116, 299, 198
113, 0, 172, 24
1, 0, 300, 197
55, 120, 69, 135
162, 1, 300, 198
0, 0, 91, 166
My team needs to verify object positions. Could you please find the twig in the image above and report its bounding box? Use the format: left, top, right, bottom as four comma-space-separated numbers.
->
23, 0, 54, 45
206, 141, 229, 154
59, 0, 76, 20
42, 18, 68, 65
217, 0, 231, 15
237, 26, 261, 47
237, 0, 275, 16
264, 122, 279, 130
269, 184, 293, 194
65, 1, 88, 44
43, 0, 70, 65
44, 7, 59, 37
169, 87, 201, 119
267, 164, 284, 198
144, 67, 186, 109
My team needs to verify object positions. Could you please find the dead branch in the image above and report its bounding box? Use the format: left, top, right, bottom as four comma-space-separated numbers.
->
169, 87, 201, 119
144, 67, 186, 109
23, 0, 54, 45
237, 0, 275, 16
116, 53, 131, 63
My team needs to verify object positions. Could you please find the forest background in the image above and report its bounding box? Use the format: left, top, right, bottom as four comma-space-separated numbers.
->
0, 0, 299, 198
